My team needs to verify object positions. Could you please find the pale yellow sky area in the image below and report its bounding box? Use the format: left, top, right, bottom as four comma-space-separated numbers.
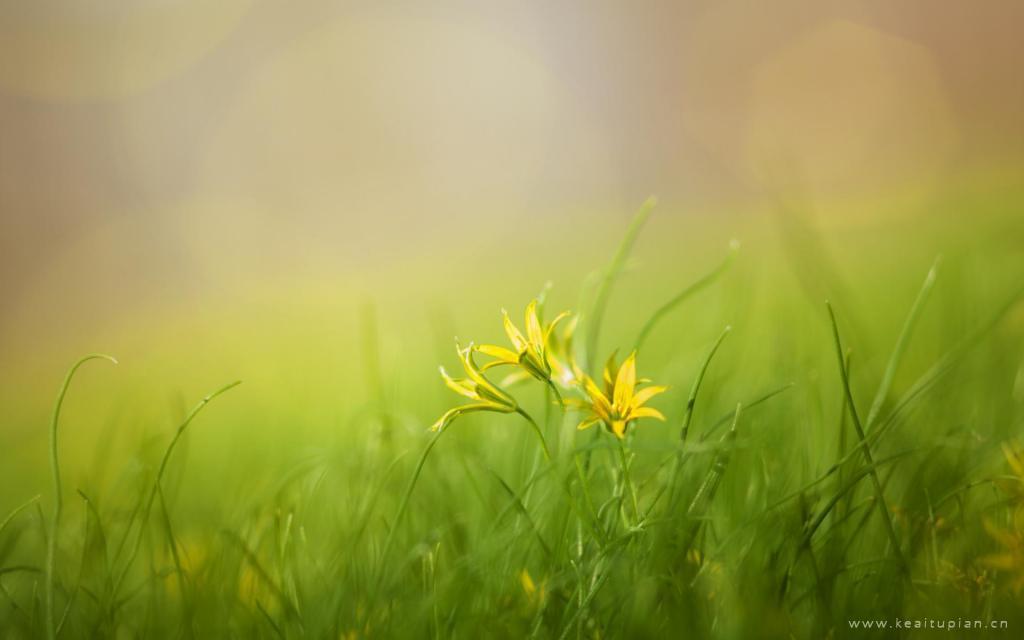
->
1, 0, 1022, 357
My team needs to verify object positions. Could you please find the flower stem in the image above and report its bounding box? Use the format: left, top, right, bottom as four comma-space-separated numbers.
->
545, 379, 564, 409
376, 428, 445, 591
515, 407, 551, 461
617, 437, 640, 525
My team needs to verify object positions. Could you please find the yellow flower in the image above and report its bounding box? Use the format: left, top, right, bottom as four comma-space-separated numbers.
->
981, 441, 1024, 594
519, 568, 546, 606
575, 351, 667, 438
937, 560, 991, 601
476, 300, 570, 386
159, 537, 207, 600
997, 441, 1024, 502
981, 518, 1024, 593
238, 562, 277, 612
431, 342, 517, 432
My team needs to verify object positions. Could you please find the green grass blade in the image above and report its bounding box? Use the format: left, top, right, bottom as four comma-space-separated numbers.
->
374, 429, 445, 592
698, 382, 794, 443
0, 495, 40, 542
113, 380, 240, 597
826, 302, 909, 575
486, 468, 552, 560
864, 258, 940, 432
55, 494, 94, 637
688, 403, 741, 511
680, 326, 731, 443
584, 196, 657, 367
515, 407, 552, 461
869, 280, 1024, 447
800, 449, 916, 550
634, 242, 738, 351
155, 485, 188, 614
46, 354, 117, 640
222, 530, 301, 623
684, 402, 742, 543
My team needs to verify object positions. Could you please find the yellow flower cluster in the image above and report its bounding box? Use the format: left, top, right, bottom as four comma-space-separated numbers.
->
981, 442, 1024, 593
432, 300, 667, 440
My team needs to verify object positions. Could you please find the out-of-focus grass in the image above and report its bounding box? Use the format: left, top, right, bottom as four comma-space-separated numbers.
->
1, 187, 1023, 638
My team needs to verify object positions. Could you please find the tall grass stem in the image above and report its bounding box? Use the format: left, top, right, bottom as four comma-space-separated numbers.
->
46, 354, 117, 640
826, 302, 909, 575
584, 197, 657, 368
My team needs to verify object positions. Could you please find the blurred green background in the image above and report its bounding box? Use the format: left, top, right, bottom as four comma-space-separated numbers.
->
1, 2, 1023, 637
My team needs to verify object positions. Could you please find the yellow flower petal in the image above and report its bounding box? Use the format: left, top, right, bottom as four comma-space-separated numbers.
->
1002, 442, 1024, 479
520, 569, 536, 598
631, 385, 668, 410
525, 300, 544, 350
629, 407, 666, 421
502, 309, 528, 352
543, 311, 571, 345
439, 367, 479, 400
984, 518, 1020, 549
610, 420, 627, 438
577, 417, 601, 431
459, 346, 516, 409
476, 344, 519, 364
480, 360, 514, 372
980, 553, 1020, 570
583, 376, 613, 422
613, 351, 637, 411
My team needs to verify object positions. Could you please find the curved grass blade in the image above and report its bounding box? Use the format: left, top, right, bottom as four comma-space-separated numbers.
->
864, 258, 940, 432
486, 468, 552, 560
680, 326, 731, 443
713, 447, 917, 560
156, 485, 187, 611
646, 383, 790, 519
681, 403, 742, 551
868, 279, 1024, 448
666, 325, 733, 510
221, 530, 301, 624
698, 382, 794, 443
635, 242, 738, 351
799, 449, 916, 551
556, 566, 610, 640
73, 490, 112, 605
515, 407, 552, 461
46, 354, 117, 640
0, 565, 42, 578
584, 196, 657, 367
826, 302, 909, 575
374, 428, 445, 592
113, 380, 241, 597
0, 495, 40, 542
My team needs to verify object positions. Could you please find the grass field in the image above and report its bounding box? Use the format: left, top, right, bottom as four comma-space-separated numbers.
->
1, 188, 1023, 639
